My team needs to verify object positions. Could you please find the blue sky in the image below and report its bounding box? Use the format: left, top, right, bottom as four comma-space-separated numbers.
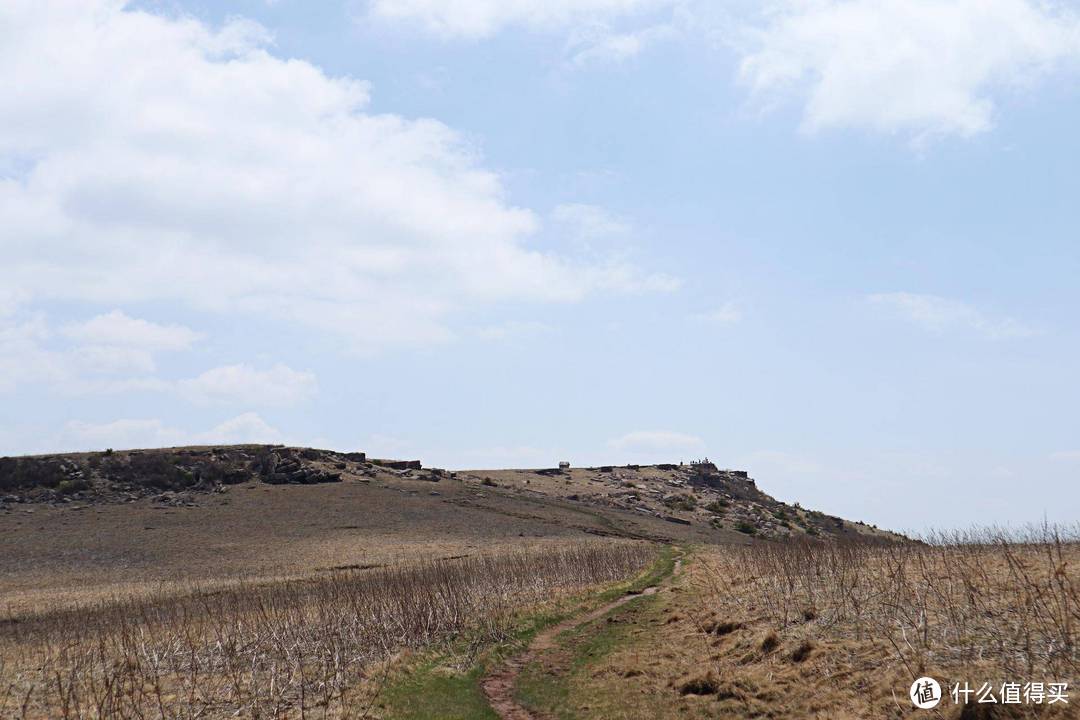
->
3, 0, 1080, 531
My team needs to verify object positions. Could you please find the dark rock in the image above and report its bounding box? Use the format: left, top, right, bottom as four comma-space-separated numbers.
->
371, 459, 422, 471
221, 469, 249, 485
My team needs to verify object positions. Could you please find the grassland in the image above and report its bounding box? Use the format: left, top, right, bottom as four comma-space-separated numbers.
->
376, 546, 681, 720
0, 461, 687, 618
3, 445, 1073, 719
0, 447, 888, 619
491, 529, 1080, 720
0, 543, 655, 719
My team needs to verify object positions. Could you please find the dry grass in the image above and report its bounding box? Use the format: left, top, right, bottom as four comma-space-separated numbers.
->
0, 477, 647, 617
703, 525, 1080, 681
0, 542, 652, 719
531, 530, 1080, 719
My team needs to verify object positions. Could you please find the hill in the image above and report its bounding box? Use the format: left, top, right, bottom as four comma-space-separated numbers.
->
0, 444, 895, 616
12, 446, 1065, 720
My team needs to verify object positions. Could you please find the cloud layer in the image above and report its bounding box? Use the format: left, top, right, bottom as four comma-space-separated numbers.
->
62, 311, 200, 352
371, 0, 1080, 140
737, 0, 1080, 139
0, 1, 667, 357
868, 292, 1036, 339
1, 310, 316, 406
61, 413, 284, 452
367, 0, 673, 38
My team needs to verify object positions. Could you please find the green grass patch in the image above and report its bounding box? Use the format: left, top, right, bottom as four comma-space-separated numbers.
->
378, 607, 566, 720
513, 547, 684, 718
379, 657, 498, 720
597, 544, 679, 602
516, 585, 662, 719
705, 499, 729, 513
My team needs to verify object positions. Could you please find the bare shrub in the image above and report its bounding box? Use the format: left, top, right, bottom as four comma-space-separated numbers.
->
1, 542, 652, 719
701, 524, 1080, 681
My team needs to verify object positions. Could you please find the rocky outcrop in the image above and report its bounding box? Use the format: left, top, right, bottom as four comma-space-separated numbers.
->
370, 459, 422, 471
257, 448, 343, 485
0, 444, 374, 504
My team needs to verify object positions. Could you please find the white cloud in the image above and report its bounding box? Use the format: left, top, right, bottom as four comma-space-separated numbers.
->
62, 311, 199, 351
471, 320, 555, 341
0, 315, 65, 392
693, 302, 742, 325
566, 22, 676, 66
552, 203, 632, 241
178, 364, 318, 406
1049, 450, 1080, 463
70, 345, 157, 376
61, 418, 188, 451
366, 0, 674, 39
199, 412, 284, 444
868, 292, 1036, 339
548, 204, 680, 292
0, 289, 23, 319
0, 312, 314, 406
61, 412, 283, 451
737, 0, 1080, 140
0, 1, 670, 356
608, 430, 705, 455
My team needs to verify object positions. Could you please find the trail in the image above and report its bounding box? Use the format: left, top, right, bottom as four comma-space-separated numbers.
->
481, 554, 683, 720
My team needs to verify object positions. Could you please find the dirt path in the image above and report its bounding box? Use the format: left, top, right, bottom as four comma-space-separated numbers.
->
481, 555, 683, 720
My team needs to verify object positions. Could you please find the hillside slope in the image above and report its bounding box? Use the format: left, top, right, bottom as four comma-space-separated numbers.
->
0, 445, 896, 616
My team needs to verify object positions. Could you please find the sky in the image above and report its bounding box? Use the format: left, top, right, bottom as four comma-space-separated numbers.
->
3, 0, 1080, 532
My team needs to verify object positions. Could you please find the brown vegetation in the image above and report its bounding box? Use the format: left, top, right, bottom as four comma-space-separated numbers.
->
522, 530, 1079, 719
704, 526, 1080, 681
0, 466, 676, 617
0, 543, 652, 719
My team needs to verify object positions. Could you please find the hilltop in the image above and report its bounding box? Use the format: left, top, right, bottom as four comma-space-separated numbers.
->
1, 444, 890, 541
0, 444, 896, 616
